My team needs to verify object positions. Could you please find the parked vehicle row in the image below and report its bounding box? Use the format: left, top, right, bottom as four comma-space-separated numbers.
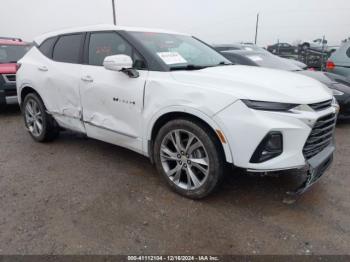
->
16, 25, 338, 198
268, 39, 336, 55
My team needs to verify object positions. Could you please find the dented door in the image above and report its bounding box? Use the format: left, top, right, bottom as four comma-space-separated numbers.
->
44, 33, 85, 133
79, 32, 149, 152
80, 65, 148, 152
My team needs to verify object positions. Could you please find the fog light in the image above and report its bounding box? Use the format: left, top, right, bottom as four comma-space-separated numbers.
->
250, 132, 283, 163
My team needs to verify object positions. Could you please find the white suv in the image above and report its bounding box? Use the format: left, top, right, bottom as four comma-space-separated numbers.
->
17, 25, 338, 199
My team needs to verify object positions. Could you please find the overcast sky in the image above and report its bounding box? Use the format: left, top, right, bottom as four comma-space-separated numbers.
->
1, 0, 349, 46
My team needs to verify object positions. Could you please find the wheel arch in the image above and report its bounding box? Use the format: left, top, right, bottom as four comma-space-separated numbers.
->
19, 85, 43, 108
146, 107, 233, 164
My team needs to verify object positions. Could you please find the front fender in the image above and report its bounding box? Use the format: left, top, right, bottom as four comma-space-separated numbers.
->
143, 105, 233, 164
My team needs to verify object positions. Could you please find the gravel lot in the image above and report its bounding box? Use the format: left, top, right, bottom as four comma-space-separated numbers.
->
0, 105, 349, 255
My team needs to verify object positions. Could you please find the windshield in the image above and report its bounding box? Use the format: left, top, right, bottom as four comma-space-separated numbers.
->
0, 44, 30, 63
243, 52, 301, 71
129, 32, 231, 70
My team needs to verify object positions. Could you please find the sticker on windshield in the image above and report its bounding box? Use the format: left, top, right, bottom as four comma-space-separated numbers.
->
157, 52, 187, 65
247, 55, 263, 62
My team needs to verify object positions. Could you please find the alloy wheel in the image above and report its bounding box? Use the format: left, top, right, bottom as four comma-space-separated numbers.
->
160, 129, 210, 190
25, 98, 43, 137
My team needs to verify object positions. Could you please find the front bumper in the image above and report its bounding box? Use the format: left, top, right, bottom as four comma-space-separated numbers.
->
214, 100, 337, 171
291, 142, 334, 194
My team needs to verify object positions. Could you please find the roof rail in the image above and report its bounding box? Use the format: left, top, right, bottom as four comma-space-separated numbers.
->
0, 36, 23, 42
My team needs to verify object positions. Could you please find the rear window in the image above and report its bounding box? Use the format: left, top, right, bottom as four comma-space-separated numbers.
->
39, 37, 56, 58
53, 34, 83, 64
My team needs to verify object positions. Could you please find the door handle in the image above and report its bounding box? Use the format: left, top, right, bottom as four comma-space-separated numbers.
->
81, 75, 94, 83
38, 66, 48, 72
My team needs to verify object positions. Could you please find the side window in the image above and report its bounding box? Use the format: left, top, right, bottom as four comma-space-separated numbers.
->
53, 34, 83, 63
88, 32, 147, 69
346, 47, 350, 58
39, 37, 56, 58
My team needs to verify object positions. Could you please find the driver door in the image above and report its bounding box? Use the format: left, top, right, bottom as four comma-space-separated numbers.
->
80, 32, 148, 153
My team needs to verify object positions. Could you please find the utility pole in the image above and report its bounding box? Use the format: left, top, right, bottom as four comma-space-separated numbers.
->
254, 13, 259, 44
320, 35, 326, 71
112, 0, 117, 25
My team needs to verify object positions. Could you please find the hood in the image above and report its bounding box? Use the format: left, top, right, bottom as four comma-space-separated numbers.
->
171, 65, 332, 104
0, 63, 17, 74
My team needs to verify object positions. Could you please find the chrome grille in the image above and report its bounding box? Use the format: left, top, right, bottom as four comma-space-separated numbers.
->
308, 99, 332, 111
303, 113, 336, 160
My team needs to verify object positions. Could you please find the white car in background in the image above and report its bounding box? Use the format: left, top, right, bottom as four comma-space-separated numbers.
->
300, 38, 329, 52
17, 25, 337, 198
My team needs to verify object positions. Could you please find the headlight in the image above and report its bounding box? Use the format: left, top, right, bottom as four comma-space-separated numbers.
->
332, 96, 340, 114
332, 96, 339, 106
242, 100, 299, 112
332, 89, 344, 96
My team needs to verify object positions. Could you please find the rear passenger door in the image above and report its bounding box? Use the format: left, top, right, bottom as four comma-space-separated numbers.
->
47, 34, 85, 132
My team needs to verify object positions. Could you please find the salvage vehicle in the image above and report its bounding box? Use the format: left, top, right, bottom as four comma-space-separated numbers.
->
0, 37, 31, 107
300, 38, 328, 52
17, 25, 338, 199
220, 48, 349, 118
327, 41, 350, 80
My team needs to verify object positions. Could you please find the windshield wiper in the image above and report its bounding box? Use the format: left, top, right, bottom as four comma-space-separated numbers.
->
170, 62, 233, 71
170, 64, 209, 71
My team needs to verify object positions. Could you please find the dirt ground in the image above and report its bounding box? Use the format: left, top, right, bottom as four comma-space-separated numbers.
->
0, 105, 349, 255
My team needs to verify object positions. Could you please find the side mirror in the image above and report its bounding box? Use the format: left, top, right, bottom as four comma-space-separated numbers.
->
103, 54, 139, 78
103, 54, 133, 71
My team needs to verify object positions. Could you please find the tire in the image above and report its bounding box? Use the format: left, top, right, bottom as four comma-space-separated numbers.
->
153, 119, 224, 199
301, 43, 310, 51
22, 93, 59, 142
